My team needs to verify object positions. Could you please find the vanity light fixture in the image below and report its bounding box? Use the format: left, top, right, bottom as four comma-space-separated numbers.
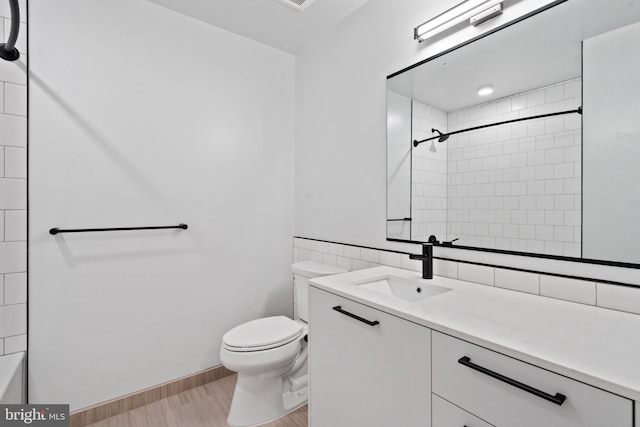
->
477, 85, 494, 96
414, 0, 504, 42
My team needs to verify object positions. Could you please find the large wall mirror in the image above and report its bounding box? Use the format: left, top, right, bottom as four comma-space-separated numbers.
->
386, 0, 640, 266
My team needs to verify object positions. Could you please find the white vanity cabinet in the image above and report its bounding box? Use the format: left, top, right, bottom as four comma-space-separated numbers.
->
432, 331, 633, 427
309, 267, 640, 427
432, 394, 494, 427
308, 286, 431, 427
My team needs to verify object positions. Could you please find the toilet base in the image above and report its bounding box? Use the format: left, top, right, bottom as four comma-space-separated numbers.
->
227, 373, 308, 427
282, 380, 308, 413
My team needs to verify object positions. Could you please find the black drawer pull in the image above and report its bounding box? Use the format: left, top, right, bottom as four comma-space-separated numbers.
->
332, 306, 380, 326
458, 356, 567, 406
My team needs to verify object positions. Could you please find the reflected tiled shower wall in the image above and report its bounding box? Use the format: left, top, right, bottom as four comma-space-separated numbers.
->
411, 101, 448, 241
0, 2, 27, 356
412, 79, 582, 257
446, 79, 582, 256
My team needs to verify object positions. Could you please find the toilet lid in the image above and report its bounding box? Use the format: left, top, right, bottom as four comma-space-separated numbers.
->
223, 316, 303, 351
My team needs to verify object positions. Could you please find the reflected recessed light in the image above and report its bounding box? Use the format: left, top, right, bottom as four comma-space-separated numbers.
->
478, 85, 494, 96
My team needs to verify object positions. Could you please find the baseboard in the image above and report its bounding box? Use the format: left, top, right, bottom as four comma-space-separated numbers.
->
69, 365, 234, 427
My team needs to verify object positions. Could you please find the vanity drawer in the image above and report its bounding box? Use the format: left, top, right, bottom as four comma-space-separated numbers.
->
432, 394, 494, 427
432, 331, 632, 427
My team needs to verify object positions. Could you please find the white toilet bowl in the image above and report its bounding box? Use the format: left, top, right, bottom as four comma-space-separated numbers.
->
221, 316, 309, 427
220, 261, 347, 427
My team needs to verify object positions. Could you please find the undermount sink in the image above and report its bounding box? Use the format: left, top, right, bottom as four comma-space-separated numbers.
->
354, 275, 451, 302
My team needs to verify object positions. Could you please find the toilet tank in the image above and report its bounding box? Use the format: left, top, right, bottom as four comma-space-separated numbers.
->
292, 261, 348, 322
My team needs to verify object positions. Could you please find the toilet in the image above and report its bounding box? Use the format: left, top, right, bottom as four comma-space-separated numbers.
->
220, 260, 348, 427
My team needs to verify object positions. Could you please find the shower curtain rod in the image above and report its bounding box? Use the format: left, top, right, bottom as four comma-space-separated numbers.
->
0, 0, 20, 61
49, 224, 189, 235
413, 106, 582, 147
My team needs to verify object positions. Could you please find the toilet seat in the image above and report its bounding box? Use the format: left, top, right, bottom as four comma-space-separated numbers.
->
223, 316, 304, 352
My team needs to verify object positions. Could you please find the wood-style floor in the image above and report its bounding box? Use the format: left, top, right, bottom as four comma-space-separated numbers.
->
85, 374, 308, 427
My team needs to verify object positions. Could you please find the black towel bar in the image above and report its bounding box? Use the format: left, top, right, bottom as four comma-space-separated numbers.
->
49, 224, 188, 235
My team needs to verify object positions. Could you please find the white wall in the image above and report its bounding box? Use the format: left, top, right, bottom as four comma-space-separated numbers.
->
386, 90, 411, 240
29, 0, 294, 410
583, 21, 640, 264
294, 0, 640, 286
0, 0, 27, 357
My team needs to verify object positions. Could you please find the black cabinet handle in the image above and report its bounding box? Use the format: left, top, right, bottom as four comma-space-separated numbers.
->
332, 306, 380, 326
458, 356, 567, 406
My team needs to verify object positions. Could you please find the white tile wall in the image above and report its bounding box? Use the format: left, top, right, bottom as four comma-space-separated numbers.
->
495, 268, 540, 295
328, 243, 344, 256
4, 272, 26, 304
0, 179, 26, 208
294, 237, 640, 315
380, 251, 402, 268
352, 259, 371, 271
596, 284, 640, 316
0, 54, 26, 86
458, 263, 494, 286
0, 303, 26, 337
433, 259, 457, 279
0, 4, 27, 347
540, 275, 596, 305
322, 253, 337, 266
4, 147, 25, 178
360, 248, 380, 263
412, 101, 448, 241
4, 333, 26, 354
411, 80, 582, 258
315, 241, 329, 253
447, 79, 582, 257
4, 210, 25, 241
344, 245, 361, 259
0, 242, 26, 274
4, 83, 26, 116
336, 256, 352, 271
0, 114, 26, 146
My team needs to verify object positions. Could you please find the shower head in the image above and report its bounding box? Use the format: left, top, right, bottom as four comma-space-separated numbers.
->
432, 128, 449, 142
413, 128, 450, 147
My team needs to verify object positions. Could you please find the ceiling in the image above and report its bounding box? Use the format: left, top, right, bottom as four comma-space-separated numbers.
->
388, 0, 640, 112
146, 0, 370, 54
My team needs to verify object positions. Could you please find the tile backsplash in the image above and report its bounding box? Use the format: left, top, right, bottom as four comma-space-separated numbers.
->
0, 5, 27, 356
293, 237, 640, 317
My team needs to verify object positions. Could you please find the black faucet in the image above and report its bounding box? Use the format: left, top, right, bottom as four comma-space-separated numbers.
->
409, 244, 433, 280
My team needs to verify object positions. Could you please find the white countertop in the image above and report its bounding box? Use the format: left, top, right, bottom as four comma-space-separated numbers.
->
310, 266, 640, 402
